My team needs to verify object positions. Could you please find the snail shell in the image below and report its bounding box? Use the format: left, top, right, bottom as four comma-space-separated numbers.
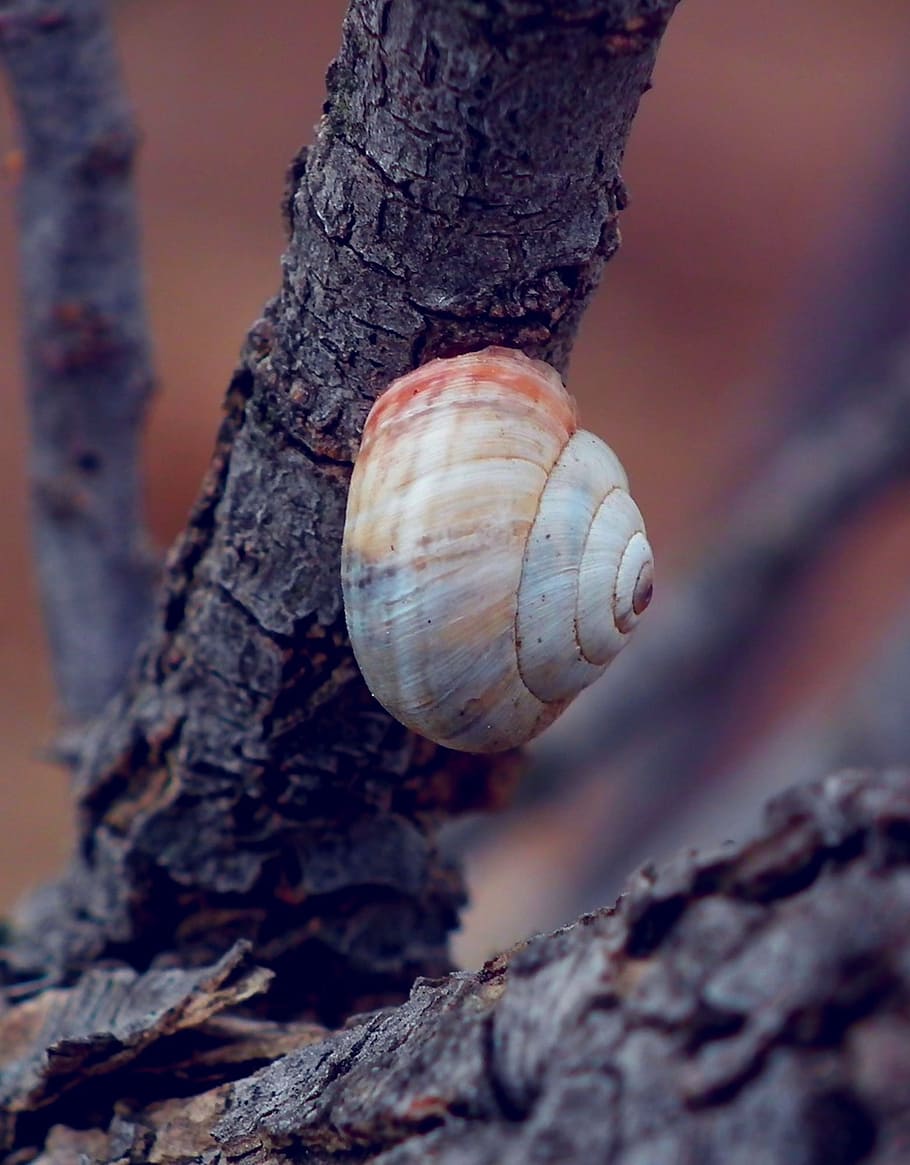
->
341, 347, 653, 753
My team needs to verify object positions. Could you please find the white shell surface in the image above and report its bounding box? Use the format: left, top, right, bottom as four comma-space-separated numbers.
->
575, 489, 650, 664
516, 430, 628, 703
342, 348, 576, 751
614, 531, 653, 632
341, 346, 653, 753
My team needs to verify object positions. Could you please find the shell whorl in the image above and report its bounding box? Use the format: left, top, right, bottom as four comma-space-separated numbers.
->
341, 347, 653, 753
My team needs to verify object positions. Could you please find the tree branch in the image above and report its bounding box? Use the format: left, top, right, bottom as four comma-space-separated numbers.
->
0, 0, 157, 722
4, 769, 909, 1163
1, 0, 679, 1021
535, 337, 910, 774
220, 770, 910, 1164
701, 594, 910, 840
519, 91, 910, 805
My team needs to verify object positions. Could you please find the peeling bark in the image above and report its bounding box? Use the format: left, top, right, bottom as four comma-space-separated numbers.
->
4, 770, 910, 1164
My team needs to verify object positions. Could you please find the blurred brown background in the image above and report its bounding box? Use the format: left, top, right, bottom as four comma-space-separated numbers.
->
2, 1, 910, 965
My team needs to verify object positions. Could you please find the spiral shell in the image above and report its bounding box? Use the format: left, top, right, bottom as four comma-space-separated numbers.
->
341, 347, 653, 753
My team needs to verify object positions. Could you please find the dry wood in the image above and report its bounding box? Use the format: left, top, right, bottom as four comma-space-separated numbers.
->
4, 769, 910, 1164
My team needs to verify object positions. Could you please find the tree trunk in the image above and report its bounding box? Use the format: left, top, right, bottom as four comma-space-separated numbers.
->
1, 0, 678, 1025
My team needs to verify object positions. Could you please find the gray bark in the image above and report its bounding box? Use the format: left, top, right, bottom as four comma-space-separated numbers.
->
3, 769, 909, 1163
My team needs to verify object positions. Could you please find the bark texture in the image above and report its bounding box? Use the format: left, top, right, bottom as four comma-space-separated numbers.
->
1, 0, 678, 1023
3, 769, 909, 1164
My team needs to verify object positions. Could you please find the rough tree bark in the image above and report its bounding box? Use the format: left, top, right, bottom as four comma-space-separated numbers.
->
3, 769, 910, 1162
1, 0, 679, 1021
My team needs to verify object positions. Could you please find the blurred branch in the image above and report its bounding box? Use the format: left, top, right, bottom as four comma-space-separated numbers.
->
568, 344, 908, 899
836, 599, 910, 770
519, 97, 910, 902
779, 105, 910, 418
530, 336, 910, 869
710, 593, 910, 834
0, 0, 156, 722
529, 88, 910, 792
1, 0, 680, 1022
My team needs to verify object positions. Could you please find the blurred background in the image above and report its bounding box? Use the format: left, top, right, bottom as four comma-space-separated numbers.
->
2, 0, 910, 967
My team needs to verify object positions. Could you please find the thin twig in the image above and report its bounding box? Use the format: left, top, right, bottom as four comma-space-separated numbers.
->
1, 0, 156, 721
